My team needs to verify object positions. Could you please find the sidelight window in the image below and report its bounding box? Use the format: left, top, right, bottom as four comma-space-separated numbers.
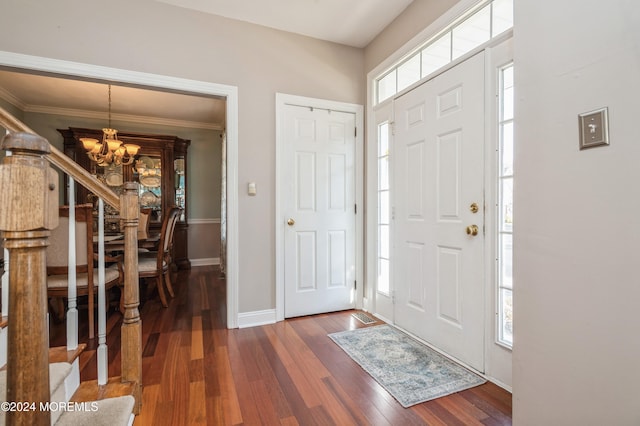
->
377, 122, 391, 295
497, 63, 514, 347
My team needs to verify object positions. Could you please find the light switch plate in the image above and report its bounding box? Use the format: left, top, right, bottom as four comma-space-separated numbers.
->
248, 182, 257, 196
579, 107, 609, 150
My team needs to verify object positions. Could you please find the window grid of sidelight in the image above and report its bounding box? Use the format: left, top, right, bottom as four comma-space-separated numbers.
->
377, 122, 391, 296
374, 0, 513, 105
497, 63, 514, 347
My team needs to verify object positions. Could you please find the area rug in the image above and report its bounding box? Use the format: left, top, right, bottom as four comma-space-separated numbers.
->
328, 324, 486, 407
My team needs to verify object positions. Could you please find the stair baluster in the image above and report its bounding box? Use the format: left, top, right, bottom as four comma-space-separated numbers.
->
65, 177, 79, 350
96, 198, 108, 385
120, 182, 142, 413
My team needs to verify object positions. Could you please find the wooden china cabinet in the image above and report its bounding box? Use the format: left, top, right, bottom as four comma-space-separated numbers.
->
58, 127, 191, 269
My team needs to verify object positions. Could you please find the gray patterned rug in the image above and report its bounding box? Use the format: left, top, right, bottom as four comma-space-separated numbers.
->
328, 324, 486, 407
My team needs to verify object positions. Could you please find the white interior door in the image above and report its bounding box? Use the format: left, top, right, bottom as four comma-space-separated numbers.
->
393, 52, 485, 371
283, 104, 356, 318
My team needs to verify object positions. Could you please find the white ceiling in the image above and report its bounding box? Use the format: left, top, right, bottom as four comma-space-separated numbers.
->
156, 0, 414, 48
0, 1, 413, 128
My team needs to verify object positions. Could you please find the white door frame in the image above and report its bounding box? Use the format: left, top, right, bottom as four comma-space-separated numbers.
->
0, 51, 240, 328
365, 27, 514, 386
275, 93, 364, 322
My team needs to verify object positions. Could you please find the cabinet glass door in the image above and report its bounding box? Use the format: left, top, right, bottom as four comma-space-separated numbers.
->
135, 155, 163, 225
174, 157, 186, 222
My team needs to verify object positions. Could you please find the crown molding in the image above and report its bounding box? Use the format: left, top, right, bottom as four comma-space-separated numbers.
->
0, 86, 27, 110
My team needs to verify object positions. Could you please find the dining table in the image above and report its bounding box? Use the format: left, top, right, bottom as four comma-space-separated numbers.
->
93, 233, 160, 254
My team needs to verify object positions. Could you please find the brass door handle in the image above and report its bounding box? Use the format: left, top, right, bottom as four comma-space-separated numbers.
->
466, 224, 479, 236
287, 218, 295, 226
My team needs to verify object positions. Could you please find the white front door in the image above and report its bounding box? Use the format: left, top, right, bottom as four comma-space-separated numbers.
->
283, 104, 356, 318
393, 52, 485, 371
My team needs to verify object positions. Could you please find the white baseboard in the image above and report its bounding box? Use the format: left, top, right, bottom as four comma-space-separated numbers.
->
188, 218, 221, 225
486, 376, 512, 393
190, 257, 220, 267
237, 309, 276, 329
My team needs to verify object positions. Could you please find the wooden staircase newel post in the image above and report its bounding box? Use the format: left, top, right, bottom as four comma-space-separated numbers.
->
120, 182, 142, 414
0, 132, 58, 426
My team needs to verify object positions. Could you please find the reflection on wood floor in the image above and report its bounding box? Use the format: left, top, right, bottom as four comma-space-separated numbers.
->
49, 265, 512, 425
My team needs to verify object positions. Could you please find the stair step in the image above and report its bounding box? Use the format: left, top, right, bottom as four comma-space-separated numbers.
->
0, 344, 86, 371
0, 362, 72, 425
55, 395, 134, 426
70, 377, 135, 403
48, 344, 86, 365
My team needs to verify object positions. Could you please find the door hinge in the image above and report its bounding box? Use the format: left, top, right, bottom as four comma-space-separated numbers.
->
354, 204, 357, 214
390, 121, 396, 136
354, 280, 357, 290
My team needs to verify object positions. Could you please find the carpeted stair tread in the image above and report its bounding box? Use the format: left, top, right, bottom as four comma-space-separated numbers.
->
55, 395, 134, 426
0, 362, 72, 400
0, 362, 72, 424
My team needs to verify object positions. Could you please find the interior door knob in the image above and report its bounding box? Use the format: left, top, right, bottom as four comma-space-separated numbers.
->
287, 218, 295, 226
466, 224, 479, 236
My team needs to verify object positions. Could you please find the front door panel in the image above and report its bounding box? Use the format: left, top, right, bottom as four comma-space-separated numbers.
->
393, 52, 486, 371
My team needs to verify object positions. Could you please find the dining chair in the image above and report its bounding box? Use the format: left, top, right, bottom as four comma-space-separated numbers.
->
138, 208, 152, 241
47, 204, 123, 339
138, 206, 182, 307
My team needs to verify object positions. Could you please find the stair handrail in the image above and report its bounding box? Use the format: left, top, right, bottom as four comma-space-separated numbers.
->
0, 106, 119, 209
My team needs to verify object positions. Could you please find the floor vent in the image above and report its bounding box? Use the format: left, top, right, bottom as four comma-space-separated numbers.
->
352, 312, 377, 325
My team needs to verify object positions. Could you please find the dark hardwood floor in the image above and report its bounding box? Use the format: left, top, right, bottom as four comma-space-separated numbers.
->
49, 266, 512, 425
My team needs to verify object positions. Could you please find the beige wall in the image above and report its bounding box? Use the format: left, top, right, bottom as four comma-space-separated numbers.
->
0, 0, 364, 314
188, 221, 221, 262
514, 1, 640, 424
0, 98, 23, 161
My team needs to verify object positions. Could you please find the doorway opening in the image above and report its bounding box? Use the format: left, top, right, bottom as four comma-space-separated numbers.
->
0, 51, 240, 327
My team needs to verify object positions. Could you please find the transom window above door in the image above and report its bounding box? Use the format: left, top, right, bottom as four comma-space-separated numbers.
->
374, 0, 513, 105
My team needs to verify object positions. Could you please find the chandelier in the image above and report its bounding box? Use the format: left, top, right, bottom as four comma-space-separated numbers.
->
80, 85, 140, 166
